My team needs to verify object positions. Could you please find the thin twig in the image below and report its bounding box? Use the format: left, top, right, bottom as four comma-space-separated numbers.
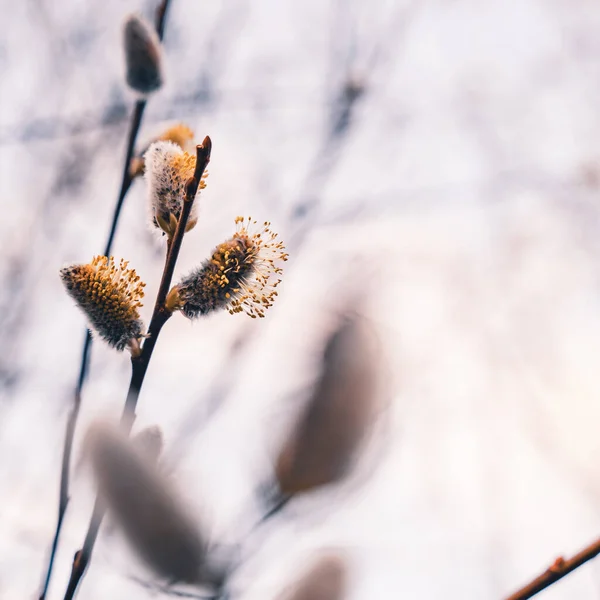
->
102, 101, 146, 257
62, 138, 211, 600
37, 5, 173, 598
504, 536, 600, 600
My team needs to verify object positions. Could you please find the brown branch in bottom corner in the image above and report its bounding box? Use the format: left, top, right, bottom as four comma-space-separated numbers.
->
504, 536, 600, 600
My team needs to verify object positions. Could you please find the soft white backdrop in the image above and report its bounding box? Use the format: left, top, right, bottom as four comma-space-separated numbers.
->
2, 0, 600, 598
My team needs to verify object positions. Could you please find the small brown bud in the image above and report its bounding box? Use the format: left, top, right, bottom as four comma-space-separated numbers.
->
123, 14, 163, 95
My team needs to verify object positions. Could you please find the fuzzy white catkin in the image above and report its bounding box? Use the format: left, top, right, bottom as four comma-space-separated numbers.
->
144, 141, 199, 233
123, 14, 163, 95
275, 316, 382, 494
278, 554, 347, 600
85, 422, 210, 584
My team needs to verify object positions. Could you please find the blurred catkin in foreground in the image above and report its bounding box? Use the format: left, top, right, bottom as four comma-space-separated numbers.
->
85, 422, 211, 584
276, 315, 383, 495
123, 14, 163, 95
277, 554, 346, 600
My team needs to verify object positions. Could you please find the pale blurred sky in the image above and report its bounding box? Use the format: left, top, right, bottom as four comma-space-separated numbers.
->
3, 0, 600, 599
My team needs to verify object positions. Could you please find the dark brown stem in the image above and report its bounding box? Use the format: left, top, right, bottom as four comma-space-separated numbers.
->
37, 5, 173, 599
504, 536, 600, 600
62, 138, 212, 600
102, 101, 146, 257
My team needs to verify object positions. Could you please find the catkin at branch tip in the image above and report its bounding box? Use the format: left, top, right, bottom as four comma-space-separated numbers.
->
144, 141, 207, 236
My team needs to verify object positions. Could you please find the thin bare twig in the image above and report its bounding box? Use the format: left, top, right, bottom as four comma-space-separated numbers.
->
504, 536, 600, 600
37, 6, 173, 598
62, 138, 211, 600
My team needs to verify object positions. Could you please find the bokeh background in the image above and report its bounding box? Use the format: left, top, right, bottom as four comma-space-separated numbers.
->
3, 0, 600, 598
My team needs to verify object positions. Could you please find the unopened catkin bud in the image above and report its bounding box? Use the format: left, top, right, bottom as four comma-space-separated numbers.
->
60, 256, 145, 352
278, 554, 347, 600
85, 422, 212, 584
275, 316, 381, 494
169, 216, 288, 319
123, 14, 163, 95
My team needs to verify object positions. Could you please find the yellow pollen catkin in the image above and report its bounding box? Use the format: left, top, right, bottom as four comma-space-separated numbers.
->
174, 217, 288, 319
60, 256, 146, 351
159, 124, 194, 150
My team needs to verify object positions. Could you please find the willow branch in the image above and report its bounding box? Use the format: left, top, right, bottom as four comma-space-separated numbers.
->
61, 138, 211, 600
504, 536, 600, 600
40, 97, 145, 598
37, 5, 173, 598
